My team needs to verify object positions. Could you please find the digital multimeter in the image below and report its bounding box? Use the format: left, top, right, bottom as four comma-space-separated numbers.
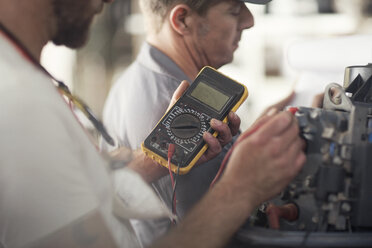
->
141, 66, 248, 175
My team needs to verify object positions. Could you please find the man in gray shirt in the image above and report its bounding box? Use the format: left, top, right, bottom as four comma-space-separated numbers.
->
102, 0, 283, 246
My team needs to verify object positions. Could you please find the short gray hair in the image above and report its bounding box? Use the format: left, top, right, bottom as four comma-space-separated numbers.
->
139, 0, 225, 32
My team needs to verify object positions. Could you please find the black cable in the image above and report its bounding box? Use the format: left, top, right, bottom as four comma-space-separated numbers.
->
300, 230, 311, 248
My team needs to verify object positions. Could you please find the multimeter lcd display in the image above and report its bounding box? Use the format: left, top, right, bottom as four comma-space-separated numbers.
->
190, 81, 230, 112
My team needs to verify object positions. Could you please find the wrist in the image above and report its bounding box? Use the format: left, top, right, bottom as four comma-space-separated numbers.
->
127, 154, 168, 183
216, 175, 261, 216
212, 179, 257, 220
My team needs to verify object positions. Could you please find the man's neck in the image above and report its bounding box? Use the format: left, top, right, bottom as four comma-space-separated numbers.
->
0, 1, 53, 61
147, 28, 204, 80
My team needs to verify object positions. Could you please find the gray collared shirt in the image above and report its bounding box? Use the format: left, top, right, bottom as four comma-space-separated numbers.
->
102, 42, 236, 247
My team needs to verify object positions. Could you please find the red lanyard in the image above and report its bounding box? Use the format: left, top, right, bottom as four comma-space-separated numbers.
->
0, 22, 115, 146
0, 22, 72, 93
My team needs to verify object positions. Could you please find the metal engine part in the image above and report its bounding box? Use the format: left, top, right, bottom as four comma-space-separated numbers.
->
234, 64, 372, 247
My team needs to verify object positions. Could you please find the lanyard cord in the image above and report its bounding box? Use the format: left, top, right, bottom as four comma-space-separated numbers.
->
0, 22, 70, 93
0, 22, 115, 146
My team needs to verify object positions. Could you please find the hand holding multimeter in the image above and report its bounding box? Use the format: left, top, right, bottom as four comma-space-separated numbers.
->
141, 66, 248, 175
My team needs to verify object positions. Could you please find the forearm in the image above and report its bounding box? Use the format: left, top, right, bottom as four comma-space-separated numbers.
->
150, 180, 255, 248
29, 210, 118, 248
127, 153, 168, 183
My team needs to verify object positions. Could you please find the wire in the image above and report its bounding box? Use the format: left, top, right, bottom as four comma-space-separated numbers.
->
300, 230, 311, 248
210, 107, 299, 188
171, 163, 181, 225
209, 124, 262, 188
167, 144, 175, 187
167, 143, 178, 221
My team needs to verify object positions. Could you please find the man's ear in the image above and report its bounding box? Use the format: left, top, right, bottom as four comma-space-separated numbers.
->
169, 4, 193, 35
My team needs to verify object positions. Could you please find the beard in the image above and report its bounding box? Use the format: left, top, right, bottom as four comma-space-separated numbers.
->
51, 0, 97, 48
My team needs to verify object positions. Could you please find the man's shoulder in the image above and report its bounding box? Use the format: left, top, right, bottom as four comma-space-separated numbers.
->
115, 58, 179, 88
109, 59, 181, 106
114, 43, 186, 89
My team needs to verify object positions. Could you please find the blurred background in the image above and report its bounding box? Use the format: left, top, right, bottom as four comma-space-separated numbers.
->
41, 0, 372, 131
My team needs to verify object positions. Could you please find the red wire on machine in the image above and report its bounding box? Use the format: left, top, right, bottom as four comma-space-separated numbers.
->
266, 203, 299, 229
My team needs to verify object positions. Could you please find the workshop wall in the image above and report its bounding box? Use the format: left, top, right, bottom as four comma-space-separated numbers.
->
41, 0, 372, 133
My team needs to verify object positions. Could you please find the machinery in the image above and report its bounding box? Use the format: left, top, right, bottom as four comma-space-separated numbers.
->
234, 64, 372, 247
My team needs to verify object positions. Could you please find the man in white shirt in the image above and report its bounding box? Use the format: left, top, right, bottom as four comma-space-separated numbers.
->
0, 0, 305, 247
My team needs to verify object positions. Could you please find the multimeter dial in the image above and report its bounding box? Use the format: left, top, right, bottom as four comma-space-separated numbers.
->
170, 113, 201, 138
163, 105, 210, 152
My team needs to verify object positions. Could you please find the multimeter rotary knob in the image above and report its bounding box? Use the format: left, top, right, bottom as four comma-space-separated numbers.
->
163, 106, 210, 148
170, 113, 201, 139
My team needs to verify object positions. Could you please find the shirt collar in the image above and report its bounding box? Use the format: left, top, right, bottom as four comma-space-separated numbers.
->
137, 42, 192, 83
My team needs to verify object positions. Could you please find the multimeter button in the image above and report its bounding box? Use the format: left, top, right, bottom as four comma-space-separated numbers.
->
170, 113, 201, 139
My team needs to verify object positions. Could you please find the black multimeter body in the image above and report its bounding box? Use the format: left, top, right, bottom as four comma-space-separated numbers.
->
141, 66, 248, 174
